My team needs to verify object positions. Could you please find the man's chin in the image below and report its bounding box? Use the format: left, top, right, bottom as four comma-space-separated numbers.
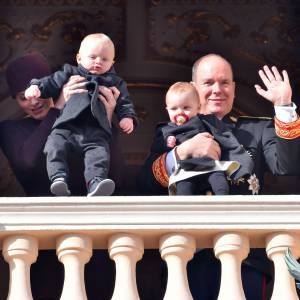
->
208, 107, 227, 119
208, 106, 223, 114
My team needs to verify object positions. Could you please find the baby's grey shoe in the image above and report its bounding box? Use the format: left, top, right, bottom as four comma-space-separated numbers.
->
87, 178, 115, 197
50, 177, 71, 196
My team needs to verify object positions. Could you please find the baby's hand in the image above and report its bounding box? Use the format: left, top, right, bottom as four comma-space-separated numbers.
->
167, 136, 176, 148
25, 85, 41, 99
119, 117, 134, 134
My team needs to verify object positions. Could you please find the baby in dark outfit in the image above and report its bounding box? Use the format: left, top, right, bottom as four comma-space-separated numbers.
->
25, 33, 138, 196
162, 82, 253, 195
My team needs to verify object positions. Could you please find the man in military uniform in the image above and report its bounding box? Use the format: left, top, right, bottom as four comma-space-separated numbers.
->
137, 54, 300, 299
138, 54, 300, 195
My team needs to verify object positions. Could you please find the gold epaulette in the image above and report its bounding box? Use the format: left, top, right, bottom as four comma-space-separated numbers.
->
238, 115, 272, 121
152, 153, 169, 187
274, 117, 300, 139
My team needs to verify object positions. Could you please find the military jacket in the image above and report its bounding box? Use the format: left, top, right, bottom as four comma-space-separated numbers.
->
138, 115, 300, 195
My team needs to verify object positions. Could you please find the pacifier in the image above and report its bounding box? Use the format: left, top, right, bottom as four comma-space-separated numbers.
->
174, 113, 189, 125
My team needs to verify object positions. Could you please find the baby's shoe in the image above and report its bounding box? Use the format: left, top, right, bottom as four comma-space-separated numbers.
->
50, 177, 71, 196
87, 177, 115, 197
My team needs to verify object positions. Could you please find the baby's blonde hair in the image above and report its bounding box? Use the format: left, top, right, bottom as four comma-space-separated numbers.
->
166, 81, 200, 105
79, 33, 115, 55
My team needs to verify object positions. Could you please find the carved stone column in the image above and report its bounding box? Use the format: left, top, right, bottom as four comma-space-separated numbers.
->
56, 234, 92, 300
108, 233, 144, 300
3, 235, 38, 300
266, 232, 300, 300
159, 233, 196, 300
214, 233, 249, 300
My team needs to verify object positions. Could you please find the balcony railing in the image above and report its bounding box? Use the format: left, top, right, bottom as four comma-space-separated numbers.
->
1, 195, 300, 300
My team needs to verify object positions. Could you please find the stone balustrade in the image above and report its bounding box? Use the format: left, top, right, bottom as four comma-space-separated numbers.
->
0, 196, 300, 299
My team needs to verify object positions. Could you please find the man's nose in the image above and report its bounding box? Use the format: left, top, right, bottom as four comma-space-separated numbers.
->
212, 82, 221, 93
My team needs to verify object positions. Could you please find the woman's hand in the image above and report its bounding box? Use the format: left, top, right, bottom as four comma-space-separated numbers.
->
98, 86, 120, 124
55, 75, 87, 109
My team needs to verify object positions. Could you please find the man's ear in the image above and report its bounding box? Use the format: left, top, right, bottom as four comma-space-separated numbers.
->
76, 53, 81, 64
190, 81, 195, 87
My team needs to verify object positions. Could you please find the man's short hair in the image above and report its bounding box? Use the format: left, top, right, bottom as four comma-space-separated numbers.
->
192, 53, 234, 82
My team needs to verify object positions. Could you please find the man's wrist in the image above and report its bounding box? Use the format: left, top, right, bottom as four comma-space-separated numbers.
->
274, 102, 297, 123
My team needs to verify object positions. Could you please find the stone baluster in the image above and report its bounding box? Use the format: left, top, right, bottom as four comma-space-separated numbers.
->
3, 235, 38, 300
56, 234, 92, 300
159, 233, 196, 300
108, 233, 144, 300
266, 232, 300, 300
214, 233, 249, 300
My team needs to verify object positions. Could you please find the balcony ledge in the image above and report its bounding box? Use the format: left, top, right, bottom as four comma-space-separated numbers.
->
0, 195, 300, 248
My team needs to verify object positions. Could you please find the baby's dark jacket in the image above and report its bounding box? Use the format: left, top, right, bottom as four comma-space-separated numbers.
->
30, 64, 138, 136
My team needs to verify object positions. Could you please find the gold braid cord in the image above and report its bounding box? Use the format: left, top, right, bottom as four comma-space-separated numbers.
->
275, 117, 300, 139
152, 153, 169, 187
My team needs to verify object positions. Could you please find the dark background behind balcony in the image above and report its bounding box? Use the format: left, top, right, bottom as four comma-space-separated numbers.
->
0, 0, 300, 195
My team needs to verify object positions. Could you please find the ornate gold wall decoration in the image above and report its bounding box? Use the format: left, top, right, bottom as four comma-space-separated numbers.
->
31, 10, 106, 42
1, 0, 122, 6
248, 7, 300, 78
0, 2, 126, 104
0, 1, 299, 121
0, 22, 24, 42
0, 22, 25, 71
147, 3, 240, 64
